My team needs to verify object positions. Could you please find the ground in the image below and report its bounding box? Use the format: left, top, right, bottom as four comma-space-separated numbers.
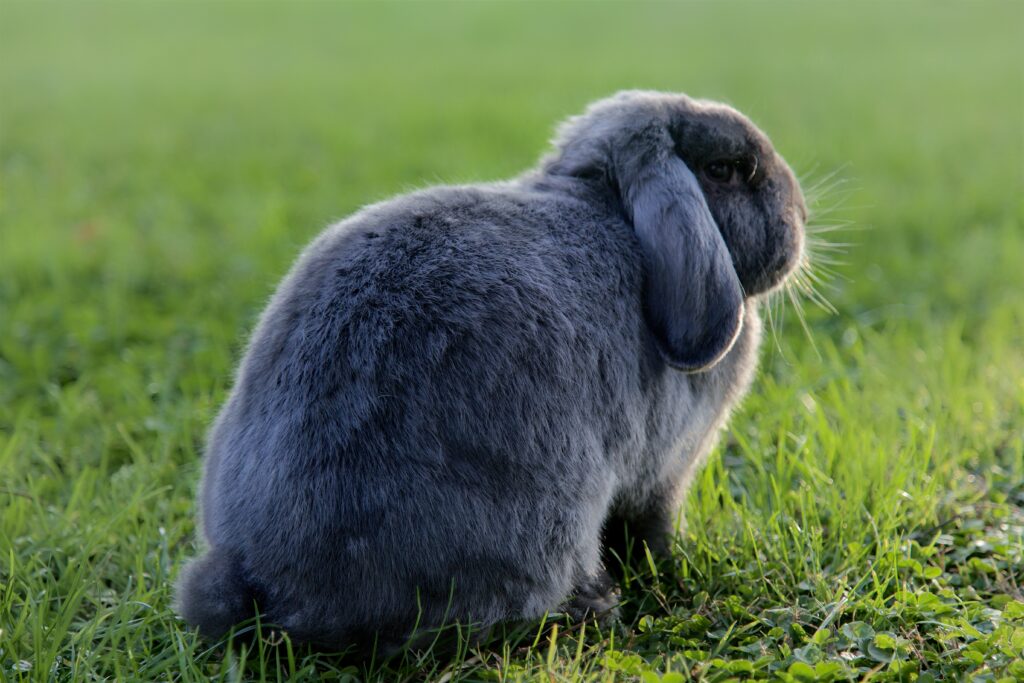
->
0, 1, 1021, 681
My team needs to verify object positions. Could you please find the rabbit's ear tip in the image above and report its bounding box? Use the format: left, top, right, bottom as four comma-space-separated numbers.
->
657, 293, 745, 373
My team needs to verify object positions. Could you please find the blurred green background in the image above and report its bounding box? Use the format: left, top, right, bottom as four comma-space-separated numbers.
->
1, 2, 1020, 322
1, 1, 1021, 680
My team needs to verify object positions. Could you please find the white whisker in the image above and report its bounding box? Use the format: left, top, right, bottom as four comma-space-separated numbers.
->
786, 282, 822, 359
806, 240, 855, 252
763, 163, 857, 353
764, 288, 784, 359
806, 222, 857, 234
804, 253, 848, 268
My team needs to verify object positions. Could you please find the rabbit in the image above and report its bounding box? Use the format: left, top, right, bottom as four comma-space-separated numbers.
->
175, 90, 807, 653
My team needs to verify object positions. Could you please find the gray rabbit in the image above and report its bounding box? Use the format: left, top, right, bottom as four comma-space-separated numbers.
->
176, 91, 807, 652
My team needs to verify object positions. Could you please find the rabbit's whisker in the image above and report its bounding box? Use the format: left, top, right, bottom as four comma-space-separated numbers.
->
795, 279, 839, 315
800, 164, 850, 194
770, 286, 790, 358
763, 288, 785, 359
785, 281, 822, 359
807, 221, 866, 233
805, 175, 852, 193
798, 258, 842, 294
810, 203, 872, 220
808, 269, 841, 305
806, 262, 847, 284
807, 195, 855, 211
805, 242, 854, 254
804, 252, 847, 268
806, 235, 851, 249
797, 161, 822, 182
774, 290, 787, 349
806, 222, 856, 233
792, 235, 842, 315
760, 164, 853, 356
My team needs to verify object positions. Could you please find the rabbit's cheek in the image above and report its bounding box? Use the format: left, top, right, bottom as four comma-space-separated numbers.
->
754, 219, 804, 293
785, 210, 807, 272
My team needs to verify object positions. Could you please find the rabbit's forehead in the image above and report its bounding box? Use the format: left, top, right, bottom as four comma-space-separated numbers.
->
673, 104, 771, 157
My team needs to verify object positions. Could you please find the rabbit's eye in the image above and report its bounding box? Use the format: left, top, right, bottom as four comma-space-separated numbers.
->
705, 160, 735, 184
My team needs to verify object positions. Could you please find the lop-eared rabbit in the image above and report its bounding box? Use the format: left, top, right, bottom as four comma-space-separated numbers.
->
177, 91, 807, 653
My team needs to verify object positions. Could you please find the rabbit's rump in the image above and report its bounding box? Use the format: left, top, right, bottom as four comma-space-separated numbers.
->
196, 186, 655, 647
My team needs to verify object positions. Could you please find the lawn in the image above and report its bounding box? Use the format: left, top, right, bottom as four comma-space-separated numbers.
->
1, 1, 1022, 680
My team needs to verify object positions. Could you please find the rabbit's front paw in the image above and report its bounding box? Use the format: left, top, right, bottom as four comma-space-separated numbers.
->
560, 570, 620, 624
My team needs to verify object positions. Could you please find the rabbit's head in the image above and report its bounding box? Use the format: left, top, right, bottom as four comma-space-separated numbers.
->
544, 91, 806, 372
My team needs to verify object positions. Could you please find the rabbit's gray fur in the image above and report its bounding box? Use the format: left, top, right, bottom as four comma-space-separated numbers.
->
176, 91, 806, 652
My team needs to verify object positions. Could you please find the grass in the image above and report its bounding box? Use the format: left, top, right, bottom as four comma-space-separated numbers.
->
1, 1, 1022, 680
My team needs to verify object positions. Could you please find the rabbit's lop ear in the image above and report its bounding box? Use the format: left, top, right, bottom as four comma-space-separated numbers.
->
621, 145, 745, 372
